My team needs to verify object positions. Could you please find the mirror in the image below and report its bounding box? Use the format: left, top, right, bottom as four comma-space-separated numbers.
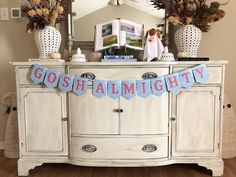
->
69, 0, 165, 60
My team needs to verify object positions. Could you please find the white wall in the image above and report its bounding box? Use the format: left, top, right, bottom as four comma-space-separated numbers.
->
74, 5, 163, 41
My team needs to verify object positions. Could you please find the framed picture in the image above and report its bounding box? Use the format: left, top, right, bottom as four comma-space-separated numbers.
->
11, 8, 21, 18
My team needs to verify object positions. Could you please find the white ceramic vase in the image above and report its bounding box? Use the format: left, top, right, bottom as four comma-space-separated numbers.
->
174, 25, 202, 58
34, 26, 61, 59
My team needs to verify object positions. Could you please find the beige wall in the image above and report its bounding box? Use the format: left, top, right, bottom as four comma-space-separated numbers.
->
74, 5, 163, 41
198, 2, 236, 109
0, 1, 235, 142
0, 0, 38, 141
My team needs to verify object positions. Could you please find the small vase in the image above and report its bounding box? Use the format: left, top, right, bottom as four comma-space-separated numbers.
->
34, 26, 62, 59
174, 25, 202, 58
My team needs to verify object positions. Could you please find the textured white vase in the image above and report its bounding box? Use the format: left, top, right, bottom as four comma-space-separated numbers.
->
34, 26, 61, 59
175, 25, 202, 58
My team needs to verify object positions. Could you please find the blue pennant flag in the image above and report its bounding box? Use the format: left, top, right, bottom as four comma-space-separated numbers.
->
73, 77, 88, 96
31, 64, 47, 84
93, 80, 107, 98
44, 69, 61, 88
179, 69, 195, 88
151, 77, 167, 96
165, 73, 181, 94
136, 80, 152, 98
122, 81, 136, 100
58, 74, 74, 93
107, 81, 122, 100
192, 64, 209, 84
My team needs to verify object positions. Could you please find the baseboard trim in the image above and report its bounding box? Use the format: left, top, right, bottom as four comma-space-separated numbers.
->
0, 141, 5, 149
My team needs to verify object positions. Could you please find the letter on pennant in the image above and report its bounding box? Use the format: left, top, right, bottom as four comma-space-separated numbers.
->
151, 77, 167, 96
193, 64, 209, 83
136, 80, 151, 98
107, 81, 122, 100
31, 64, 47, 84
58, 73, 74, 93
73, 77, 88, 96
165, 73, 181, 94
122, 81, 136, 100
179, 69, 195, 88
44, 69, 60, 88
93, 80, 107, 98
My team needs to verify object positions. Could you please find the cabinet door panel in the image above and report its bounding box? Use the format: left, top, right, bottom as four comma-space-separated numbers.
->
171, 87, 220, 157
70, 89, 119, 135
120, 93, 169, 135
20, 88, 68, 156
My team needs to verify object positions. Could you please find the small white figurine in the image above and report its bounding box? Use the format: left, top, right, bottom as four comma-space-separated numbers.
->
72, 48, 86, 62
160, 46, 175, 61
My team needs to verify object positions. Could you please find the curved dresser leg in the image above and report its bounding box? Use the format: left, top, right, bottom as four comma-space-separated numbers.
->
18, 159, 43, 176
198, 160, 224, 177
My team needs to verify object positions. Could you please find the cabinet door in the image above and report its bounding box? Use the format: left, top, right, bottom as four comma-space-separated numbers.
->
171, 87, 220, 157
70, 89, 119, 135
120, 93, 169, 135
19, 88, 68, 156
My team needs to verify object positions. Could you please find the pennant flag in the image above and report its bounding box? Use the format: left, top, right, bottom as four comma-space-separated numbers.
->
136, 80, 152, 98
31, 64, 47, 84
151, 77, 167, 96
179, 69, 195, 88
30, 64, 209, 98
107, 81, 122, 100
44, 69, 60, 88
192, 64, 209, 84
165, 73, 181, 94
122, 81, 136, 100
58, 74, 74, 93
73, 77, 88, 96
93, 80, 107, 98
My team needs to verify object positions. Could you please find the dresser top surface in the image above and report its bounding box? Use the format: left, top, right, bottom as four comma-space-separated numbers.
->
11, 60, 228, 66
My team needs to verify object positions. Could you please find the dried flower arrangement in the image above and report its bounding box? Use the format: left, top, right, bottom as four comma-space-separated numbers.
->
21, 0, 66, 33
151, 0, 229, 32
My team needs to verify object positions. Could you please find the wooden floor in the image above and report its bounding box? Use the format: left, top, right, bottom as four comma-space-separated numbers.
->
1, 151, 236, 177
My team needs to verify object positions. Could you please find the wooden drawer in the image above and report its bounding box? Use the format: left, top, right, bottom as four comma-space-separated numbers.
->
17, 67, 65, 85
71, 136, 168, 160
69, 67, 169, 81
173, 66, 222, 84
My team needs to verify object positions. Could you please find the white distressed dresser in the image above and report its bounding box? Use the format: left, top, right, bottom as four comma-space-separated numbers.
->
13, 61, 227, 176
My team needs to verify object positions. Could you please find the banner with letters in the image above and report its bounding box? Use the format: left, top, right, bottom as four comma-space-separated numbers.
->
31, 64, 209, 100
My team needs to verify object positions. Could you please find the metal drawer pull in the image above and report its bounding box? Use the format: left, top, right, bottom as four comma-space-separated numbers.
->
142, 72, 158, 80
81, 144, 97, 153
170, 117, 176, 121
113, 109, 124, 113
142, 144, 158, 153
80, 72, 96, 80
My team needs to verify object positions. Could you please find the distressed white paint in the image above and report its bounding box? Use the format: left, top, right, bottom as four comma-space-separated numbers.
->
19, 88, 68, 156
171, 87, 220, 157
71, 136, 168, 159
13, 61, 227, 177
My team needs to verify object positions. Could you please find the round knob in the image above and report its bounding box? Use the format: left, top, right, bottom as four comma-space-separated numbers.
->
81, 145, 97, 153
80, 72, 96, 80
142, 72, 158, 80
170, 117, 176, 121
